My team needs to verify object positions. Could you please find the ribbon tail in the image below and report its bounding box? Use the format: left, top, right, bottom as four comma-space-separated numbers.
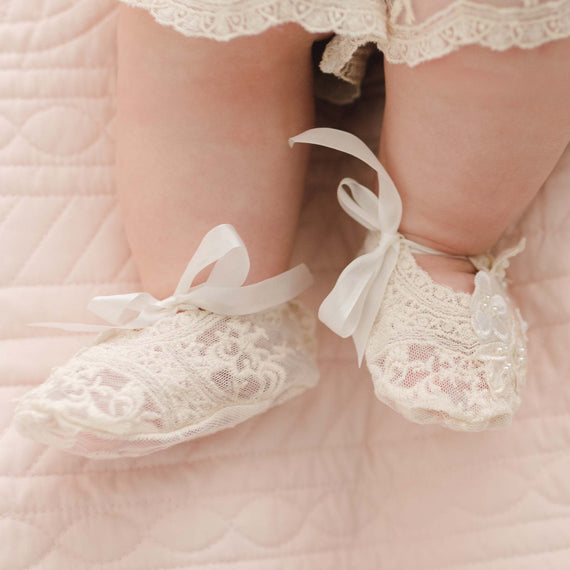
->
318, 238, 400, 365
26, 293, 165, 334
24, 224, 313, 334
352, 243, 400, 366
184, 263, 314, 315
26, 322, 114, 332
175, 224, 250, 293
26, 292, 161, 332
290, 128, 384, 173
87, 292, 162, 326
290, 128, 403, 234
290, 128, 409, 363
318, 246, 389, 339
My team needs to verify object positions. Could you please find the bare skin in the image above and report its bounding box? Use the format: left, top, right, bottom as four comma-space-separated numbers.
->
380, 39, 570, 293
117, 4, 570, 299
116, 6, 325, 298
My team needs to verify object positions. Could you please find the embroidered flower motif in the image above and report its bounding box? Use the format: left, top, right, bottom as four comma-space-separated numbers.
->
363, 238, 528, 431
471, 273, 510, 342
470, 248, 527, 398
474, 335, 527, 396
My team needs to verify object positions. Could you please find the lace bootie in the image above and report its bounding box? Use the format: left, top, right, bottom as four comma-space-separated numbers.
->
14, 224, 319, 458
290, 128, 527, 431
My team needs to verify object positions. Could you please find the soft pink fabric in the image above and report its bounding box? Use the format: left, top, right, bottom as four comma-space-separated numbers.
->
2, 1, 570, 568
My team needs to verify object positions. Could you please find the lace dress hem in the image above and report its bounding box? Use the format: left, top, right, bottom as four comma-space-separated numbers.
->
117, 0, 570, 102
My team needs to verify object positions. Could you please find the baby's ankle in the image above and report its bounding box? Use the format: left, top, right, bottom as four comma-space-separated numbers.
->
412, 253, 476, 294
398, 225, 491, 294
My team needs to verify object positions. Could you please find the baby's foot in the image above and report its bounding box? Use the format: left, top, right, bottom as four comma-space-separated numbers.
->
14, 301, 318, 458
290, 127, 527, 432
13, 224, 318, 458
364, 238, 527, 431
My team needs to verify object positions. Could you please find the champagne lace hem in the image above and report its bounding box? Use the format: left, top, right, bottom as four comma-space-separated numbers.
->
322, 0, 570, 86
118, 0, 570, 100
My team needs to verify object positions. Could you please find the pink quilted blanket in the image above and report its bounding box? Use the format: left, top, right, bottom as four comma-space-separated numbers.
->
3, 1, 570, 568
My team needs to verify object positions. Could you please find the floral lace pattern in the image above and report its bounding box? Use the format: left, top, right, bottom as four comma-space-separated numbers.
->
364, 239, 527, 431
118, 0, 384, 40
118, 0, 570, 102
379, 0, 570, 65
14, 300, 318, 458
470, 243, 528, 397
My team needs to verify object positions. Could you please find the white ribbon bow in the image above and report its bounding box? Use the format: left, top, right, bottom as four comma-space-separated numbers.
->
290, 128, 405, 366
28, 224, 313, 333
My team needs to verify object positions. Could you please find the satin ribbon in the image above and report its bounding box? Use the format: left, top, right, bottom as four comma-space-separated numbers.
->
289, 128, 409, 365
28, 224, 313, 333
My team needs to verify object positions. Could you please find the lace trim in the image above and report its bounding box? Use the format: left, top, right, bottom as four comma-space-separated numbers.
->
364, 232, 472, 309
470, 271, 528, 396
14, 300, 319, 458
119, 0, 570, 76
321, 0, 570, 79
117, 0, 384, 40
380, 0, 570, 66
469, 243, 528, 396
365, 240, 526, 431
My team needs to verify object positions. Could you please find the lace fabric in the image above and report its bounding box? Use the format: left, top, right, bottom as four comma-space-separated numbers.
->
118, 0, 570, 102
14, 300, 319, 458
363, 234, 527, 431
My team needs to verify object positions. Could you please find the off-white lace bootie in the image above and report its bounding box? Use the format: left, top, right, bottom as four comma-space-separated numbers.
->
14, 224, 319, 458
290, 128, 527, 431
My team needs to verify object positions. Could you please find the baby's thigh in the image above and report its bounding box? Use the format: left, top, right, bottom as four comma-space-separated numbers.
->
118, 4, 327, 65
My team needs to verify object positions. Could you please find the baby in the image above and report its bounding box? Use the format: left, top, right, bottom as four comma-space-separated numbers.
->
13, 0, 570, 457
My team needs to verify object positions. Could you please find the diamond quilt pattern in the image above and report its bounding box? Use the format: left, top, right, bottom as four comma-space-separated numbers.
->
2, 1, 570, 569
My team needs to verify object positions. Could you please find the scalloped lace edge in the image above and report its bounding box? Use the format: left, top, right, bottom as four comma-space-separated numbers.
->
118, 0, 570, 73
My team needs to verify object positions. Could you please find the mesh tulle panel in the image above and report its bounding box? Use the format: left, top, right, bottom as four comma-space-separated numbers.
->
364, 237, 527, 432
14, 301, 319, 458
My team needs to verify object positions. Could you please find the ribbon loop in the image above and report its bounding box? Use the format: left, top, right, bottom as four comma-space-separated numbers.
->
173, 224, 249, 294
28, 224, 313, 334
86, 292, 165, 329
337, 178, 382, 231
290, 128, 403, 235
290, 127, 405, 365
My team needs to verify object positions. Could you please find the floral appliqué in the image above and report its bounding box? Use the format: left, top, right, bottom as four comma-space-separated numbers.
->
470, 241, 528, 397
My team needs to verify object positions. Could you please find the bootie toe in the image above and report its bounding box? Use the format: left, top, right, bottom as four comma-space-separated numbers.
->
364, 235, 526, 431
14, 224, 318, 457
290, 127, 527, 431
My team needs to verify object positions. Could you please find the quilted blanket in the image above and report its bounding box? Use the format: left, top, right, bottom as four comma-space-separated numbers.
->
2, 1, 570, 568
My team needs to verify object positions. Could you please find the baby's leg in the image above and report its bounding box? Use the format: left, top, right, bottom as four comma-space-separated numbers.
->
380, 39, 570, 292
116, 6, 321, 298
13, 11, 327, 457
